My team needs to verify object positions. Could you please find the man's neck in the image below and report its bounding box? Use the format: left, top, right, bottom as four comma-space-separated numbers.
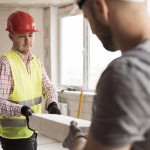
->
119, 33, 150, 54
114, 21, 150, 54
22, 53, 29, 61
12, 47, 30, 61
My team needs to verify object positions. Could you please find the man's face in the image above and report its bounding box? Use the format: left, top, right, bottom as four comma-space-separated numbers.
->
10, 32, 35, 54
82, 1, 117, 52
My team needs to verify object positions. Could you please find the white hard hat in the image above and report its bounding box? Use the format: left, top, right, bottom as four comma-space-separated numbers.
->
77, 0, 145, 9
71, 0, 146, 15
120, 0, 145, 1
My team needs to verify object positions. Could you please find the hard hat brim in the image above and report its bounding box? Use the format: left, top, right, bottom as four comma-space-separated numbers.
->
6, 28, 39, 34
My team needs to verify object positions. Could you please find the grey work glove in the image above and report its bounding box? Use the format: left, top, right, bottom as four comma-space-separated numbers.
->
63, 121, 86, 150
48, 102, 61, 114
21, 105, 34, 117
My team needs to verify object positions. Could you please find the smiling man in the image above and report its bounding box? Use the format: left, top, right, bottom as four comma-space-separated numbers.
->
0, 11, 60, 150
63, 0, 150, 150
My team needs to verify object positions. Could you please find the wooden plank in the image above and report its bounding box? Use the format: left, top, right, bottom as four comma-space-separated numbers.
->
29, 114, 91, 142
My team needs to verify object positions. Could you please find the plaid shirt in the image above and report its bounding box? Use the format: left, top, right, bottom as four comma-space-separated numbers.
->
0, 48, 58, 118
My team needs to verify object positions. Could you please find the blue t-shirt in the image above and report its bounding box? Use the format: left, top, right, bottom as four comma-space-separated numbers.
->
90, 39, 150, 150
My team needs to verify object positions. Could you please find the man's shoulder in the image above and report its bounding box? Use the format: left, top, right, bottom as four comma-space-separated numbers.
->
99, 53, 150, 89
0, 55, 9, 63
107, 52, 150, 74
0, 55, 10, 69
109, 54, 141, 66
104, 56, 136, 77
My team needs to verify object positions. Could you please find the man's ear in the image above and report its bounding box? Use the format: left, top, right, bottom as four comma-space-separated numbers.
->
94, 0, 109, 22
9, 33, 14, 41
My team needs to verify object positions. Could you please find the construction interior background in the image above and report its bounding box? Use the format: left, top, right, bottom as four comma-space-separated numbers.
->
0, 0, 94, 149
0, 0, 150, 149
0, 0, 95, 120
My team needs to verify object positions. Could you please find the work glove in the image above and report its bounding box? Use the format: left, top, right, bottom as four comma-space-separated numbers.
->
21, 105, 34, 117
63, 121, 86, 150
48, 102, 61, 114
21, 106, 35, 131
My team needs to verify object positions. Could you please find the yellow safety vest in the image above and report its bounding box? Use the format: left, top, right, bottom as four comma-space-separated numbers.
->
0, 50, 42, 139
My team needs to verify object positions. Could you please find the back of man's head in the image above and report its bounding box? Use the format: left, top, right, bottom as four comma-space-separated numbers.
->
118, 0, 145, 1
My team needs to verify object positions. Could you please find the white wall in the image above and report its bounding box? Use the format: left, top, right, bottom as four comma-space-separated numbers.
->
58, 91, 95, 121
0, 8, 44, 62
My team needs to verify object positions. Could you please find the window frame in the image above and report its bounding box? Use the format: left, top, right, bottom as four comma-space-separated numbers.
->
58, 1, 150, 91
58, 6, 120, 92
58, 10, 96, 91
58, 7, 90, 91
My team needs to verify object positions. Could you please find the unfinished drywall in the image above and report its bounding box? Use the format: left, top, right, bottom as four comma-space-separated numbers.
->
42, 91, 94, 120
58, 91, 95, 121
0, 8, 44, 62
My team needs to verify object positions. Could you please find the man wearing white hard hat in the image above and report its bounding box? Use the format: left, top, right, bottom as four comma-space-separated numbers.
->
63, 0, 150, 150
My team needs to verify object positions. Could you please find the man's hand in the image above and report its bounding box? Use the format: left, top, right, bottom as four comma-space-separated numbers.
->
21, 105, 34, 117
48, 102, 61, 114
21, 106, 35, 131
63, 121, 86, 150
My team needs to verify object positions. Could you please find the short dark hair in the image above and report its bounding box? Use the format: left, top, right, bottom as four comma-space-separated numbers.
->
77, 0, 87, 9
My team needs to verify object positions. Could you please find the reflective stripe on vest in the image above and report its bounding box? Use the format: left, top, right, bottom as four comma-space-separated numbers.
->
8, 97, 42, 107
0, 119, 27, 127
0, 50, 42, 139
